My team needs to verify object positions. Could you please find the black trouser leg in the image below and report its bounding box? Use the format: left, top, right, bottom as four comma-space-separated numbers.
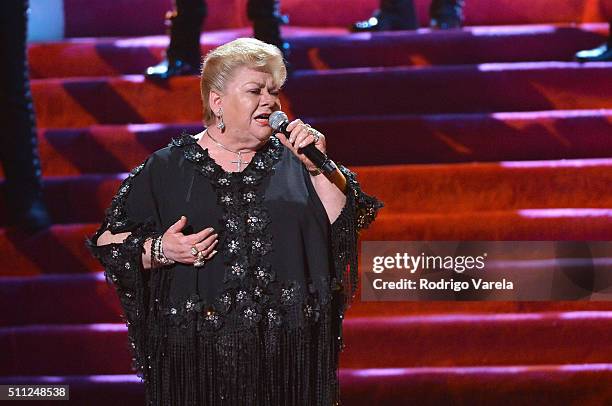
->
352, 0, 417, 31
380, 0, 418, 29
430, 0, 465, 28
247, 0, 288, 52
0, 0, 44, 210
166, 0, 207, 66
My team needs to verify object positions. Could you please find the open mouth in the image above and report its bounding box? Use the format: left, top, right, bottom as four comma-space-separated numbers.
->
254, 113, 271, 125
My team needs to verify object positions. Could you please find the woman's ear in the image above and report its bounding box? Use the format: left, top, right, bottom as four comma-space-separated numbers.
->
209, 90, 222, 114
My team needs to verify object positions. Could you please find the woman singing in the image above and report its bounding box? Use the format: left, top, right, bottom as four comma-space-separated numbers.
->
88, 38, 382, 405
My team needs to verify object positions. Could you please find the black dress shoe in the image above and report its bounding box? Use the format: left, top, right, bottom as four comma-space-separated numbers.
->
144, 58, 199, 80
575, 43, 612, 62
430, 14, 462, 29
351, 10, 417, 32
11, 196, 52, 233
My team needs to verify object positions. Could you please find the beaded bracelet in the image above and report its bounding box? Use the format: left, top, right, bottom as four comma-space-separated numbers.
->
151, 235, 175, 267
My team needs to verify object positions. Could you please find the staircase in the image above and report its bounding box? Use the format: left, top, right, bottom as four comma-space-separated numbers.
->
2, 0, 612, 404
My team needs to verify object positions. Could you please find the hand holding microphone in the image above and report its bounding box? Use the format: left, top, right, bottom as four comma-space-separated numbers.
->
269, 111, 346, 192
269, 111, 337, 175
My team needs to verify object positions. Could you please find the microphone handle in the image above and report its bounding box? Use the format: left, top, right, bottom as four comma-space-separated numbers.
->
276, 122, 337, 174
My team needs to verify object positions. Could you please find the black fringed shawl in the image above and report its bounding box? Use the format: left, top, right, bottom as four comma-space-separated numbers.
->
87, 134, 382, 406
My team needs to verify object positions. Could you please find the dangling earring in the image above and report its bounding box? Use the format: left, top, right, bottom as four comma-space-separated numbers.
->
216, 108, 225, 131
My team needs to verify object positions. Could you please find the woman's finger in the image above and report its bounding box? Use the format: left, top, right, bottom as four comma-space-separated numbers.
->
194, 238, 218, 256
167, 215, 187, 234
204, 250, 218, 260
185, 227, 214, 245
276, 123, 327, 170
276, 132, 292, 149
298, 127, 326, 152
285, 119, 303, 134
287, 121, 305, 144
195, 233, 218, 249
188, 245, 218, 265
186, 227, 216, 245
296, 132, 315, 149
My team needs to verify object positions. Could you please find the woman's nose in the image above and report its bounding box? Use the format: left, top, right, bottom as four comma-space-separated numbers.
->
261, 91, 278, 106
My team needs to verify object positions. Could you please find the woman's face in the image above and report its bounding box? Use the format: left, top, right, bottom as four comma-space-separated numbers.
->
218, 66, 281, 144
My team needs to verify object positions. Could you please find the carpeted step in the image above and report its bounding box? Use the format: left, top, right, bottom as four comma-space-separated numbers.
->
20, 110, 612, 176
0, 273, 122, 326
314, 110, 612, 166
342, 313, 612, 369
1, 158, 610, 224
339, 364, 612, 405
2, 313, 612, 375
0, 375, 147, 405
31, 63, 612, 129
0, 223, 100, 277
2, 366, 611, 405
36, 123, 200, 176
1, 210, 611, 277
0, 174, 128, 225
3, 273, 611, 326
61, 0, 612, 38
355, 159, 612, 214
286, 62, 612, 118
28, 24, 608, 79
345, 301, 612, 319
369, 210, 612, 241
0, 324, 132, 376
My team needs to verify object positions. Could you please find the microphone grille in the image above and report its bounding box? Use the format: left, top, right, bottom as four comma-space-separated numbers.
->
269, 111, 288, 131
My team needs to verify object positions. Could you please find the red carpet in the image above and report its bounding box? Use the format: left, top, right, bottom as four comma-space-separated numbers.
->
6, 110, 608, 178
30, 63, 612, 128
2, 366, 612, 405
59, 0, 612, 38
1, 159, 611, 224
3, 313, 612, 375
3, 273, 612, 326
27, 24, 608, 78
2, 0, 612, 404
2, 210, 612, 278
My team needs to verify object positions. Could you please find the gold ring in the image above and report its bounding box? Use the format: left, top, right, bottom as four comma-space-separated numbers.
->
194, 251, 206, 267
191, 246, 199, 257
304, 124, 321, 143
310, 129, 321, 144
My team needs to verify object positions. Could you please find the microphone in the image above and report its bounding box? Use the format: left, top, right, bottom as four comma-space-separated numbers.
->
268, 111, 337, 174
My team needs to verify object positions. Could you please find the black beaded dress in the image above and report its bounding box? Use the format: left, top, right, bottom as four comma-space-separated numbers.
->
87, 133, 382, 406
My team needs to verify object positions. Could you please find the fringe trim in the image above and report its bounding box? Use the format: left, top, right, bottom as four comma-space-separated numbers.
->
331, 165, 383, 312
86, 220, 158, 380
145, 302, 340, 406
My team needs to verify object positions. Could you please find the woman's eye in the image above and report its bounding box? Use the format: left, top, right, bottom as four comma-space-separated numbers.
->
249, 89, 261, 94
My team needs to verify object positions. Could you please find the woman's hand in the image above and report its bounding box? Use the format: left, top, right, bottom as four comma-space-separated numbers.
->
162, 216, 218, 265
276, 120, 347, 223
277, 119, 326, 172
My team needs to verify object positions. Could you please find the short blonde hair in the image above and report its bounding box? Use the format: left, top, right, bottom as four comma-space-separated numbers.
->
200, 38, 287, 125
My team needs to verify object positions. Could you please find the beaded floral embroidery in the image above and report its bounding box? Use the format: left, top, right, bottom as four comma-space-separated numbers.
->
164, 133, 331, 334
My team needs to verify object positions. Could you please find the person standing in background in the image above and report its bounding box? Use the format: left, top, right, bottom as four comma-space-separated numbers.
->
351, 0, 465, 32
0, 0, 51, 232
145, 0, 290, 79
